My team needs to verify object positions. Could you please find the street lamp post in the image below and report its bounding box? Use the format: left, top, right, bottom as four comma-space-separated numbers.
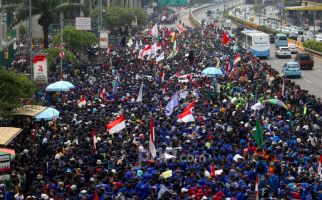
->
60, 12, 63, 79
313, 0, 316, 39
29, 0, 33, 80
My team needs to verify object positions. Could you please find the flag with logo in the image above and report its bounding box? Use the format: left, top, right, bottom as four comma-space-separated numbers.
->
106, 115, 126, 134
177, 101, 194, 123
165, 92, 179, 116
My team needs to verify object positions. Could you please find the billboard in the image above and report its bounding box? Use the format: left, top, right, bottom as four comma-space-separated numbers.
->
99, 31, 109, 49
75, 17, 91, 30
157, 0, 189, 6
33, 54, 48, 83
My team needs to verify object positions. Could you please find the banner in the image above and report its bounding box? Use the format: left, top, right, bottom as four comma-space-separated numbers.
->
33, 54, 48, 83
100, 31, 109, 49
75, 17, 91, 30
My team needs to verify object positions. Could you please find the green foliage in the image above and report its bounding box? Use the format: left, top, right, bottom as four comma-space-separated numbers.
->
304, 40, 322, 52
0, 67, 35, 117
96, 7, 147, 28
44, 48, 77, 67
18, 25, 27, 37
53, 26, 96, 51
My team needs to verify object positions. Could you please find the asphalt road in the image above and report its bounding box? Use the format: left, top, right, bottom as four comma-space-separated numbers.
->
191, 2, 322, 99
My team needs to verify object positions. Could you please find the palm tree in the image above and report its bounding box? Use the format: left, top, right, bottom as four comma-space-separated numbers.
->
9, 0, 88, 48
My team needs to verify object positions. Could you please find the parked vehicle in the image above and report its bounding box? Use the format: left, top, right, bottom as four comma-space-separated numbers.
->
288, 44, 298, 54
295, 53, 314, 70
275, 33, 288, 48
282, 61, 301, 78
275, 46, 291, 58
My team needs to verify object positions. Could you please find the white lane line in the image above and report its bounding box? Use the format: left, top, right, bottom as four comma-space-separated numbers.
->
303, 78, 312, 84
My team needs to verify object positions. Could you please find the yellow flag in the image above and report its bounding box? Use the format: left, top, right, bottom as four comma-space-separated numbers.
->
162, 170, 172, 179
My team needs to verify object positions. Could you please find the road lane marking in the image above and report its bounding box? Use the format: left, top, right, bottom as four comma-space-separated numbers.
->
303, 78, 312, 84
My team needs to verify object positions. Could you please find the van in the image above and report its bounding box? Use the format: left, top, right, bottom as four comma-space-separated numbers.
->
275, 33, 288, 48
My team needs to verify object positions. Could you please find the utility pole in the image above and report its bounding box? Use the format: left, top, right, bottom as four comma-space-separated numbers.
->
29, 0, 33, 80
313, 0, 316, 39
60, 12, 63, 79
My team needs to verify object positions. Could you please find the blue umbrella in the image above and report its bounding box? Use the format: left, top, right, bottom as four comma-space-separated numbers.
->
34, 107, 59, 121
46, 80, 75, 92
201, 67, 223, 76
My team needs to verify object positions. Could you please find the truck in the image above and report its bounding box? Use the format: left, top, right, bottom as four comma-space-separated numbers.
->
295, 53, 314, 70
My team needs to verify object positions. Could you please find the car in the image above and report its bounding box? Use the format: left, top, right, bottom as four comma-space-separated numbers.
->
295, 53, 314, 70
282, 61, 301, 78
288, 44, 298, 54
275, 46, 291, 58
269, 34, 275, 43
288, 32, 298, 40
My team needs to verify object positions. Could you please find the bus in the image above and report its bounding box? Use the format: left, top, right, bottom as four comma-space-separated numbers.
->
275, 33, 288, 48
240, 30, 270, 58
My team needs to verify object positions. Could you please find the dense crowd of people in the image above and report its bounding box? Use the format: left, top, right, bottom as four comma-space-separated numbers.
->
3, 7, 322, 200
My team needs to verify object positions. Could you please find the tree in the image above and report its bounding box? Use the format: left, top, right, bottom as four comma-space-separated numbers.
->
44, 48, 77, 68
94, 7, 147, 28
12, 0, 88, 48
53, 26, 97, 51
0, 67, 35, 118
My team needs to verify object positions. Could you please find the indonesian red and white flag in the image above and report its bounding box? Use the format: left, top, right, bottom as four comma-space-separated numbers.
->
318, 155, 322, 177
149, 119, 157, 159
160, 71, 165, 82
142, 45, 152, 57
176, 24, 187, 34
92, 129, 97, 154
100, 88, 106, 100
233, 54, 241, 65
106, 115, 126, 134
177, 101, 194, 123
78, 96, 86, 108
151, 23, 159, 36
255, 174, 260, 200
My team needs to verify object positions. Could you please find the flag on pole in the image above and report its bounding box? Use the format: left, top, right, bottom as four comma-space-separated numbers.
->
127, 38, 134, 47
156, 52, 165, 62
142, 45, 152, 57
255, 174, 260, 200
170, 32, 176, 43
149, 119, 157, 159
151, 23, 159, 36
165, 92, 179, 116
106, 115, 126, 134
177, 101, 194, 123
92, 129, 97, 154
233, 54, 241, 65
255, 119, 264, 149
78, 96, 86, 108
318, 155, 322, 177
160, 71, 165, 82
100, 88, 106, 100
210, 163, 216, 177
222, 32, 229, 46
136, 83, 143, 102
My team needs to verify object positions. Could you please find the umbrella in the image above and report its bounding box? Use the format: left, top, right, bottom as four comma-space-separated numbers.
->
265, 99, 288, 109
34, 107, 59, 121
46, 80, 75, 92
201, 67, 223, 76
0, 148, 15, 159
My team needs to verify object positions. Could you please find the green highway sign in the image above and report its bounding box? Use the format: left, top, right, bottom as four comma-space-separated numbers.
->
158, 0, 189, 6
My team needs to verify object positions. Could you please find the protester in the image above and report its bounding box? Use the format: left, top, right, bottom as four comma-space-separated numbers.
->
6, 9, 322, 200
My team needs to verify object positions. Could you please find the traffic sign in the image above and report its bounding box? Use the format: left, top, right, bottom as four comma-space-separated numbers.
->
157, 0, 189, 6
59, 50, 65, 59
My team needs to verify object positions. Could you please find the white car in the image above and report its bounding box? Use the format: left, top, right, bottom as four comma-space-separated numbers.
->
275, 46, 291, 58
288, 44, 298, 54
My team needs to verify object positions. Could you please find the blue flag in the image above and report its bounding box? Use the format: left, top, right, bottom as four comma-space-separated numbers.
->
165, 92, 179, 116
